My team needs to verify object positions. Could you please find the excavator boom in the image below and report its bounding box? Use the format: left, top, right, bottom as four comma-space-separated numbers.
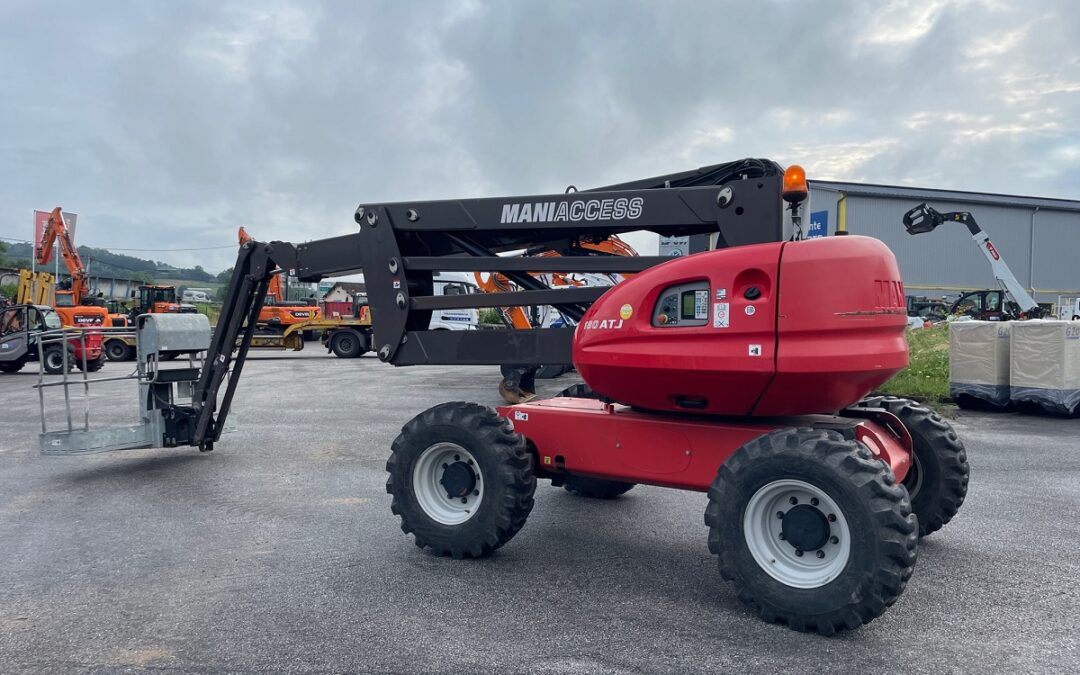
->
37, 207, 90, 304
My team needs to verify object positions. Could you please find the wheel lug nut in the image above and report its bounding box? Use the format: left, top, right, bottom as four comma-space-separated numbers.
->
454, 454, 461, 461
789, 497, 798, 505
816, 550, 825, 559
795, 549, 803, 557
778, 532, 785, 540
442, 463, 449, 469
460, 497, 468, 504
810, 497, 819, 506
827, 514, 836, 522
473, 489, 480, 496
776, 511, 784, 519
830, 536, 839, 544
467, 459, 474, 465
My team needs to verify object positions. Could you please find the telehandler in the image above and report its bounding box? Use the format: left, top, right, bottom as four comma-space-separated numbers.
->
38, 158, 968, 634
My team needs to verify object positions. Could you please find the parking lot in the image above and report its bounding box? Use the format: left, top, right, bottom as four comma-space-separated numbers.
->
1, 350, 1078, 674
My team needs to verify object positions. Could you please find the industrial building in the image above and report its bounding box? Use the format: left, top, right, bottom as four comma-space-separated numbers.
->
806, 181, 1080, 304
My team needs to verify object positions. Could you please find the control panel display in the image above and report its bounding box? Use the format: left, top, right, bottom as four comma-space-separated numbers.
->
653, 280, 710, 327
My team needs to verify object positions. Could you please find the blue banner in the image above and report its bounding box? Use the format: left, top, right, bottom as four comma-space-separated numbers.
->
807, 210, 828, 238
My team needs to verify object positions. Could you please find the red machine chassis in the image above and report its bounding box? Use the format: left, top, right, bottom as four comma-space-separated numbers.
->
499, 397, 912, 491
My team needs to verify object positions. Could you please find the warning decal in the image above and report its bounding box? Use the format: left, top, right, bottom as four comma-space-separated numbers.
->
713, 302, 729, 328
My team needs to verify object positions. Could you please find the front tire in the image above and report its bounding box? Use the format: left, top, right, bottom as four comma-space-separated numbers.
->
705, 428, 918, 635
387, 402, 536, 558
857, 396, 969, 536
42, 347, 69, 375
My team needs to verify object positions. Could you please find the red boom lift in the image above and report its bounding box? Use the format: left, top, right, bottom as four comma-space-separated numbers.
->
43, 158, 969, 634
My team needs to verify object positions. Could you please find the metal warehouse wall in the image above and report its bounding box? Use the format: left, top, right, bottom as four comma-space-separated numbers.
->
808, 184, 1080, 302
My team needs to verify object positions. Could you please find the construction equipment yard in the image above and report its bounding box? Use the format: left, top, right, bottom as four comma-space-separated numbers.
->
1, 351, 1076, 674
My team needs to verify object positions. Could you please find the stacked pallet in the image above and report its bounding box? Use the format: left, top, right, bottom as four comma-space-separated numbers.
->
949, 320, 1011, 407
1009, 320, 1080, 415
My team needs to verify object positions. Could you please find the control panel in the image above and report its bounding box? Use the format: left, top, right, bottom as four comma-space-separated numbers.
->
652, 281, 710, 327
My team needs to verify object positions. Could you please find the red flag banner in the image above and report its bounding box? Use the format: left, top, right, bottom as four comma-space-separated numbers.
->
32, 210, 78, 263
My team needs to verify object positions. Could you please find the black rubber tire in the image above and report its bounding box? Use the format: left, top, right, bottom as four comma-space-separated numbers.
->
387, 402, 536, 558
43, 347, 69, 375
0, 360, 25, 373
857, 396, 969, 536
77, 355, 106, 372
536, 364, 572, 379
562, 476, 635, 499
105, 340, 133, 362
330, 331, 362, 358
705, 428, 918, 635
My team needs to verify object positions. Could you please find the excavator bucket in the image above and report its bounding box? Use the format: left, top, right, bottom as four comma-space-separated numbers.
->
498, 365, 537, 404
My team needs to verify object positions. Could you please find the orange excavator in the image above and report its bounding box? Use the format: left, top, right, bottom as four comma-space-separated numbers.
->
238, 227, 321, 331
475, 235, 639, 329
475, 235, 639, 402
35, 207, 111, 328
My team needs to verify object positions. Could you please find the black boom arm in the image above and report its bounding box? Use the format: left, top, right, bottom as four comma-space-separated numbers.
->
187, 158, 790, 448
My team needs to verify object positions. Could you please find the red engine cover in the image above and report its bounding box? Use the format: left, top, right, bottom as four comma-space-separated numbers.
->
572, 235, 908, 416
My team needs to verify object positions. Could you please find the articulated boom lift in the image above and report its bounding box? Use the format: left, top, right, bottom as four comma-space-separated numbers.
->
42, 159, 968, 635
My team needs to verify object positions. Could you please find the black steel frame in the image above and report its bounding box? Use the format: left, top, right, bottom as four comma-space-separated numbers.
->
185, 158, 788, 448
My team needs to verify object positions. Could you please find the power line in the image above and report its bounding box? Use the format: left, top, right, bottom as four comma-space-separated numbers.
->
0, 234, 235, 251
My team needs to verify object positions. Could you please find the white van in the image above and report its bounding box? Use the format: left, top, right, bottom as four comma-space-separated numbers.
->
431, 272, 479, 330
182, 289, 214, 303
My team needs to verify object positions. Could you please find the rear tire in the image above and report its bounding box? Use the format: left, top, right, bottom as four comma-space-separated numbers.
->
105, 340, 133, 362
330, 331, 363, 358
857, 396, 969, 536
78, 355, 106, 372
43, 347, 69, 375
387, 402, 536, 558
0, 360, 25, 373
705, 428, 918, 635
562, 476, 635, 499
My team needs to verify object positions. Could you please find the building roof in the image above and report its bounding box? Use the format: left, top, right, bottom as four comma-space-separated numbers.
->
328, 281, 366, 295
810, 180, 1080, 213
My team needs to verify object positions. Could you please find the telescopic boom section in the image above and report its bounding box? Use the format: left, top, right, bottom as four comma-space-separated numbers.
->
36, 207, 90, 303
903, 203, 1040, 313
188, 158, 790, 448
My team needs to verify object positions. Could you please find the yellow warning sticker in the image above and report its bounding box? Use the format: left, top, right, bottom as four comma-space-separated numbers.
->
619, 304, 633, 320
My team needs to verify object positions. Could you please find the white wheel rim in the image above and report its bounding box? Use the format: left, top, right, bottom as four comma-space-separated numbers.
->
743, 479, 852, 589
412, 442, 483, 525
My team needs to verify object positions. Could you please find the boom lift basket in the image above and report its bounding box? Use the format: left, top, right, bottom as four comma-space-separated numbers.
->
38, 314, 212, 455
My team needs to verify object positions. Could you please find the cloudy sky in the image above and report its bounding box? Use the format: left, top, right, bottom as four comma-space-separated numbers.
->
2, 0, 1078, 272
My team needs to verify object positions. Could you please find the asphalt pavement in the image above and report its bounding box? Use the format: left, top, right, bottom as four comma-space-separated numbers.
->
0, 350, 1078, 674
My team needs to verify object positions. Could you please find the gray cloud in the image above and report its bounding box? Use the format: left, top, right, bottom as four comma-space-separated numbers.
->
1, 0, 1077, 271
